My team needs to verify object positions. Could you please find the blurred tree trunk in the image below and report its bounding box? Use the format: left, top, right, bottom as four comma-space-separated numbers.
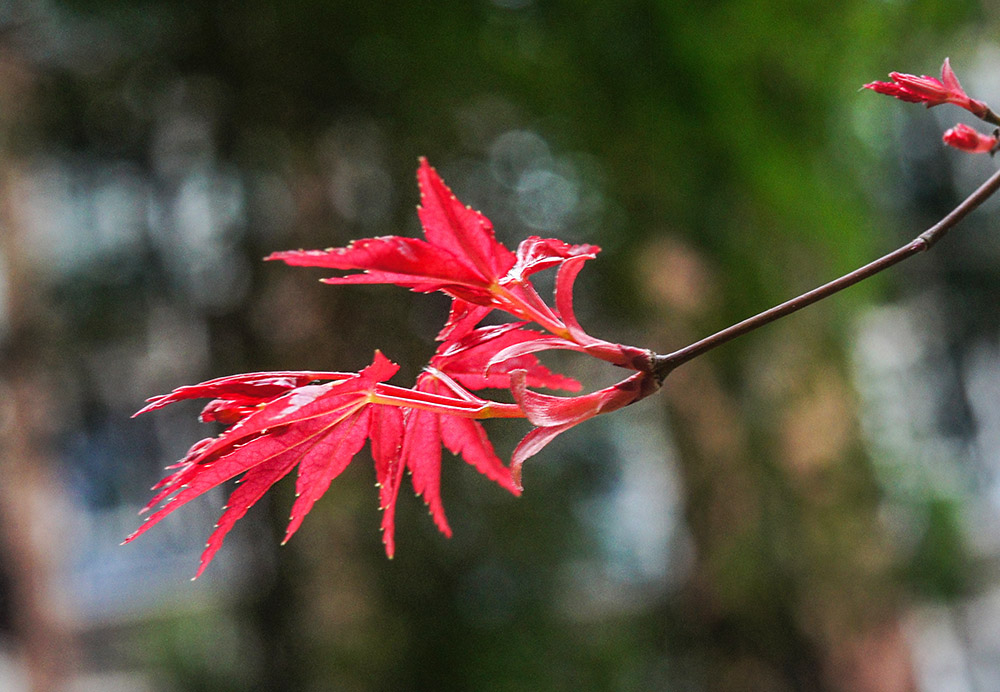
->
646, 238, 916, 692
0, 42, 78, 692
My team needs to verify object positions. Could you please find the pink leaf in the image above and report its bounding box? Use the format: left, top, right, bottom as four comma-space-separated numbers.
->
416, 158, 517, 282
433, 322, 581, 391
510, 423, 575, 489
402, 407, 450, 537
284, 408, 373, 543
509, 236, 599, 281
864, 58, 989, 119
941, 57, 962, 93
436, 300, 493, 342
370, 405, 405, 557
554, 255, 594, 344
553, 257, 655, 369
134, 371, 349, 417
485, 335, 588, 371
274, 237, 485, 291
511, 370, 653, 427
508, 370, 659, 487
195, 451, 301, 579
943, 123, 998, 154
440, 415, 519, 494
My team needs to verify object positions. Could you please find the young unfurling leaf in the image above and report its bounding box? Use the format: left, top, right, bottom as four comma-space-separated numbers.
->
864, 58, 990, 119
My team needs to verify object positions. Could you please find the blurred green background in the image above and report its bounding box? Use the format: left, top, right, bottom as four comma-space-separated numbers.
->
2, 1, 1000, 691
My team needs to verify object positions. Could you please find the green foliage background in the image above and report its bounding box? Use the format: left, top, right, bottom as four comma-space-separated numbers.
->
3, 1, 999, 690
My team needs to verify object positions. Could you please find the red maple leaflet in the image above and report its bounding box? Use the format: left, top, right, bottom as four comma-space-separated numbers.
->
130, 159, 661, 576
865, 58, 1000, 154
864, 58, 989, 118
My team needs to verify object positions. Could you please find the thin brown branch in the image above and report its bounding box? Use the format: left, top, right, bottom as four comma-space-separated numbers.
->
652, 166, 1000, 381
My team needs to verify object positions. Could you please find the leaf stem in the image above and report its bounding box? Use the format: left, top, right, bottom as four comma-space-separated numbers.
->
651, 166, 1000, 381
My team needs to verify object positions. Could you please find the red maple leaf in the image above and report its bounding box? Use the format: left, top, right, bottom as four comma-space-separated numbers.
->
129, 159, 662, 576
127, 351, 526, 576
268, 158, 647, 366
942, 123, 999, 154
509, 369, 660, 488
864, 58, 989, 119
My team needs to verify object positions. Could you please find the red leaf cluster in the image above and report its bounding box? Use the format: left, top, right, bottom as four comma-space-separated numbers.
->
865, 58, 998, 156
129, 160, 659, 576
942, 123, 999, 155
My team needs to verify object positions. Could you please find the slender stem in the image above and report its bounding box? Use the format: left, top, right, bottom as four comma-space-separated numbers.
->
652, 166, 1000, 380
372, 384, 524, 418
